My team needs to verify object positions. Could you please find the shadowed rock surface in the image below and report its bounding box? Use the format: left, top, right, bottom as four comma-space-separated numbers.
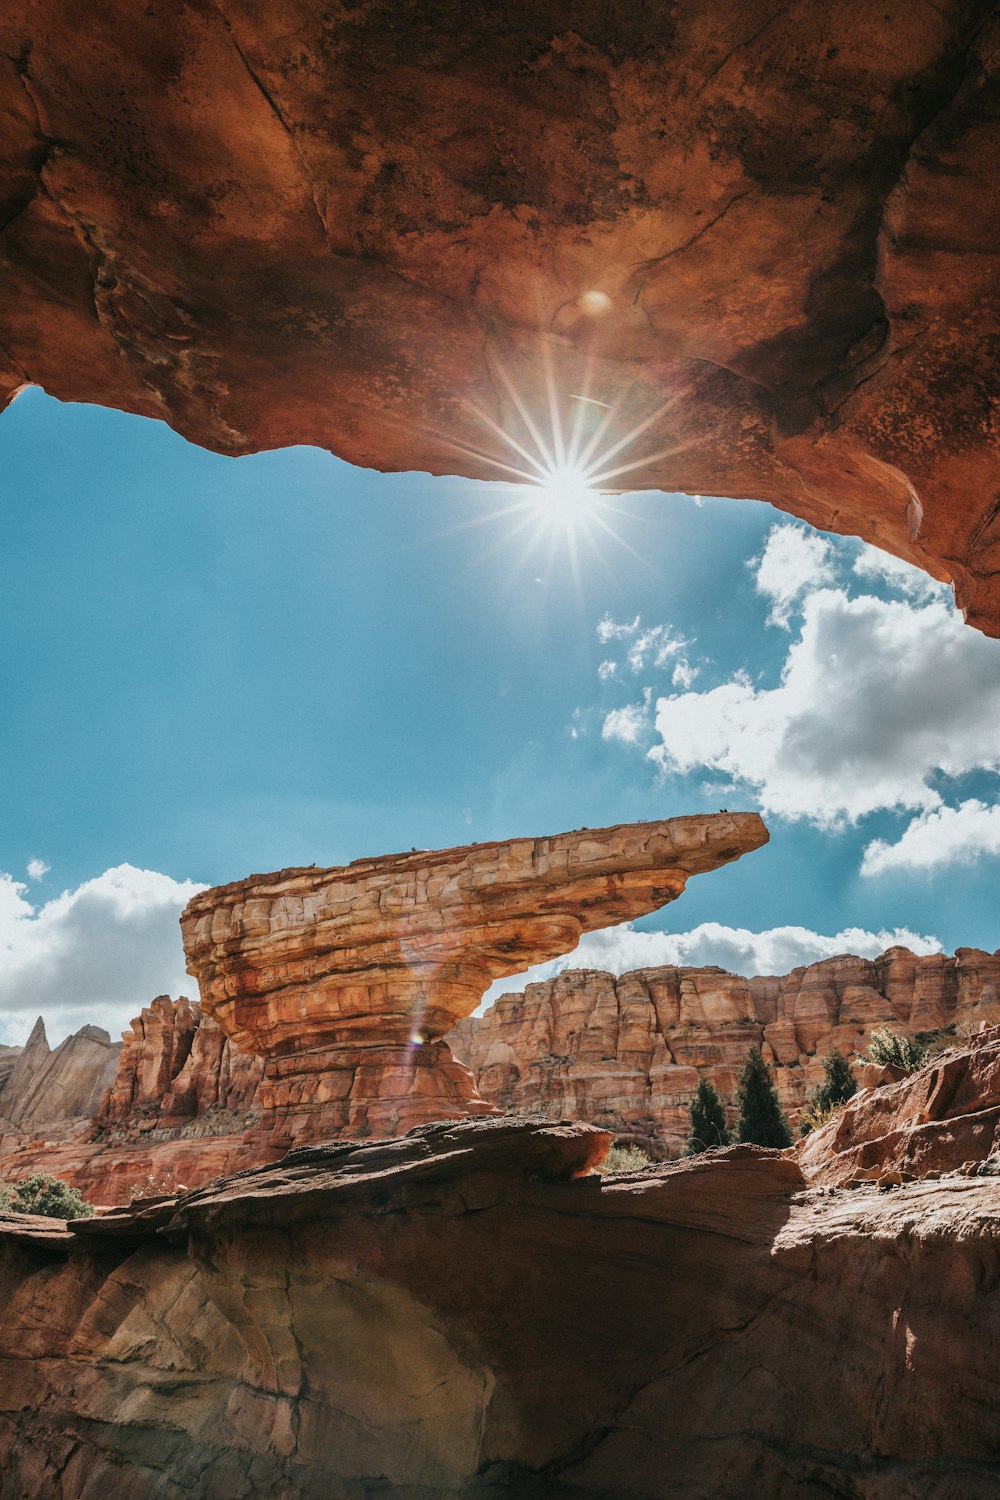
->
451, 946, 1000, 1153
2, 3, 1000, 625
1, 1115, 1000, 1497
181, 813, 767, 1143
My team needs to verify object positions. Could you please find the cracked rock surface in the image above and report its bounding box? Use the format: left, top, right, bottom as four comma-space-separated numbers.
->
2, 3, 1000, 626
2, 1116, 1000, 1497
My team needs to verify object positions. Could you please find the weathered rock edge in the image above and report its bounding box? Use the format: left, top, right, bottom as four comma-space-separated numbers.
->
2, 3, 1000, 627
2, 1116, 1000, 1497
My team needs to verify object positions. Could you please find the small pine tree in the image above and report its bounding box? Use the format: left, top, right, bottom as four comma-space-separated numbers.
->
736, 1045, 792, 1148
684, 1075, 731, 1155
815, 1050, 857, 1111
1, 1173, 93, 1220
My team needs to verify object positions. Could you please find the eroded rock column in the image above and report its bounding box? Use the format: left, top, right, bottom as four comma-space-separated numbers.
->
180, 813, 768, 1143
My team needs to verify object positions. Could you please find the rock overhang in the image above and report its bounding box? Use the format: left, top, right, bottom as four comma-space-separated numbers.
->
2, 2, 1000, 628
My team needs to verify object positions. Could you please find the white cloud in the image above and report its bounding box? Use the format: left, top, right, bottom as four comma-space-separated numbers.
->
26, 859, 49, 881
627, 624, 688, 673
862, 799, 1000, 876
650, 589, 1000, 825
597, 659, 617, 682
0, 865, 206, 1046
480, 919, 942, 1007
753, 523, 836, 628
602, 698, 651, 745
852, 543, 947, 602
671, 658, 699, 689
597, 613, 639, 643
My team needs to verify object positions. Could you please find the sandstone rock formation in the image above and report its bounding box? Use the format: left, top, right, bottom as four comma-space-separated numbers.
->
800, 1021, 1000, 1186
451, 946, 1000, 1154
2, 5, 1000, 625
181, 814, 767, 1142
2, 1116, 1000, 1496
98, 994, 262, 1133
0, 999, 271, 1207
0, 1017, 120, 1148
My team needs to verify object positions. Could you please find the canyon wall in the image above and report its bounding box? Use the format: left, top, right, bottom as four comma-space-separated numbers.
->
1, 4, 999, 625
451, 947, 1000, 1154
2, 1110, 1000, 1497
0, 1018, 120, 1152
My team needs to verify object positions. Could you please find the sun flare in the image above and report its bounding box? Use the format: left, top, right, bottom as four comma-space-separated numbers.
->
531, 462, 600, 530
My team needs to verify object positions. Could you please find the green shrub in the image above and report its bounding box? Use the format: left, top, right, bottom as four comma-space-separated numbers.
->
0, 1173, 94, 1220
735, 1045, 792, 1149
799, 1098, 840, 1137
597, 1143, 650, 1174
800, 1050, 858, 1136
858, 1027, 929, 1074
684, 1074, 731, 1154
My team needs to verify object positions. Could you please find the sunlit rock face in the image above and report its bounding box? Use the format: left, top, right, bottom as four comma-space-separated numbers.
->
180, 814, 767, 1142
451, 947, 1000, 1154
2, 4, 999, 625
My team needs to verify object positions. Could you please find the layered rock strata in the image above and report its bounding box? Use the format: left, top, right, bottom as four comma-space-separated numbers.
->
2, 5, 1000, 624
180, 814, 767, 1142
451, 947, 1000, 1154
2, 1115, 1000, 1496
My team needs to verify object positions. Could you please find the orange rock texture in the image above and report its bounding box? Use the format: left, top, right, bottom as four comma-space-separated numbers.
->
3, 1118, 1000, 1496
800, 1021, 1000, 1186
2, 4, 1000, 625
181, 814, 767, 1142
450, 946, 1000, 1154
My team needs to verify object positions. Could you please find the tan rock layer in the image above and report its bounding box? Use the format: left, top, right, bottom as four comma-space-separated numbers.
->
2, 1120, 1000, 1496
450, 947, 1000, 1153
2, 4, 1000, 625
180, 814, 767, 1141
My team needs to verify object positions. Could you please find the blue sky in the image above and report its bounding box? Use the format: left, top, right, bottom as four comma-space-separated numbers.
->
1, 387, 999, 1042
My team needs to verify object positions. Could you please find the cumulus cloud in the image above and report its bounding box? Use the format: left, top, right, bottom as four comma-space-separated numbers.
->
753, 524, 836, 628
481, 919, 942, 1006
650, 589, 1000, 825
26, 859, 49, 881
597, 659, 617, 682
862, 799, 1000, 876
602, 694, 652, 746
0, 865, 205, 1046
852, 543, 948, 602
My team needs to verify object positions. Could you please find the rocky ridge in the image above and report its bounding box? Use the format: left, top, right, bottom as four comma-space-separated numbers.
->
2, 1107, 1000, 1496
1, 4, 1000, 626
450, 947, 1000, 1153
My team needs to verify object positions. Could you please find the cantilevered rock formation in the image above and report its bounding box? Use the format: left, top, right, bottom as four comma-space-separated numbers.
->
180, 813, 768, 1142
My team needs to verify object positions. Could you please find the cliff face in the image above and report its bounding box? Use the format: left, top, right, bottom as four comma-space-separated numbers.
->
2, 1114, 1000, 1498
450, 947, 1000, 1153
1, 3, 999, 626
181, 814, 767, 1143
0, 1018, 120, 1145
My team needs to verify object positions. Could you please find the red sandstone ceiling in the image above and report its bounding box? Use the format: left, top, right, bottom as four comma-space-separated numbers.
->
1, 2, 998, 628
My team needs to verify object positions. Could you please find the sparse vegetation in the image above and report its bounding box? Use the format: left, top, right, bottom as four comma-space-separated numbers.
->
858, 1027, 929, 1074
800, 1050, 857, 1136
735, 1045, 793, 1149
0, 1173, 94, 1220
597, 1142, 650, 1174
684, 1075, 731, 1154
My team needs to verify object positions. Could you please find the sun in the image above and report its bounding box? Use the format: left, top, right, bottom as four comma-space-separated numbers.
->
531, 462, 599, 530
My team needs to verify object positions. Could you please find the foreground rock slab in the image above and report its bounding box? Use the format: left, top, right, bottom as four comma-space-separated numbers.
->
2, 4, 1000, 625
1, 1117, 1000, 1497
181, 813, 767, 1142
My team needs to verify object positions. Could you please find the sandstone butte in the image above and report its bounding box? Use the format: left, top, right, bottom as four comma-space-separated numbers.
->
5, 1049, 1000, 1497
179, 813, 768, 1146
452, 947, 1000, 1154
2, 4, 1000, 630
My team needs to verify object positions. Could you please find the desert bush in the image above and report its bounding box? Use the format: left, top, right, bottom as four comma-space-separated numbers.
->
684, 1075, 731, 1154
0, 1173, 94, 1219
858, 1027, 929, 1074
800, 1051, 858, 1136
736, 1045, 792, 1149
799, 1099, 841, 1137
597, 1142, 650, 1174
